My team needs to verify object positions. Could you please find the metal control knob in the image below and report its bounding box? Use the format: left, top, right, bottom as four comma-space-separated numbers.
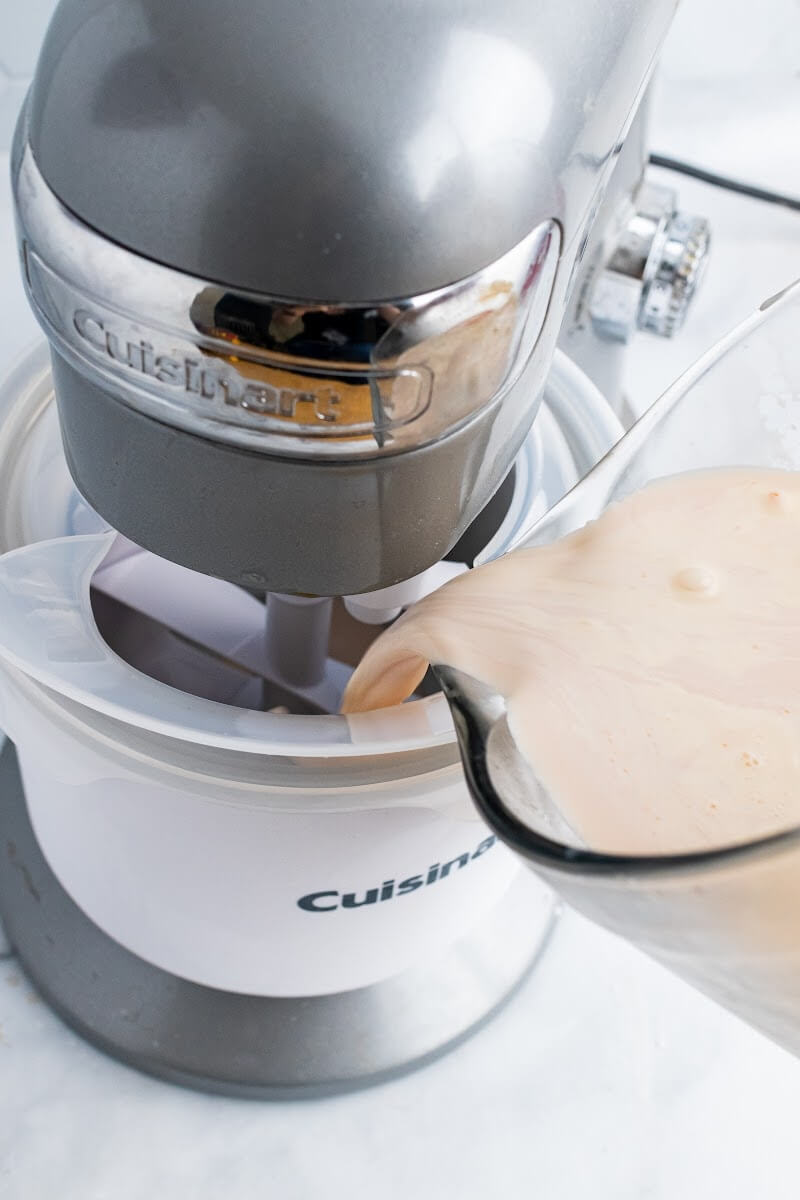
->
589, 183, 710, 343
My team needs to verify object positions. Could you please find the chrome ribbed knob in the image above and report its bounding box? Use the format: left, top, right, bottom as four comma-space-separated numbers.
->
637, 211, 711, 336
589, 183, 710, 342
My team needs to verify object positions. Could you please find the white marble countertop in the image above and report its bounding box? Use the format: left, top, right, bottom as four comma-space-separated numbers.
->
1, 2, 800, 1195
5, 908, 800, 1200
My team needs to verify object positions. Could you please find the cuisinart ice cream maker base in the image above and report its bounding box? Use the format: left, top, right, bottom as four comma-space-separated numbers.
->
0, 345, 620, 1096
0, 742, 554, 1098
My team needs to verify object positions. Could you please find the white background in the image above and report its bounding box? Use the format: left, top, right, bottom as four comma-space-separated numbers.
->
1, 2, 800, 1197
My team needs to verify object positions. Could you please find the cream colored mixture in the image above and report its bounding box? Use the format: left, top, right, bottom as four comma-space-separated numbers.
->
342, 468, 800, 854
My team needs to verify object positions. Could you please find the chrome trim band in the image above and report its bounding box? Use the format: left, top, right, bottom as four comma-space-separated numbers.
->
14, 143, 560, 460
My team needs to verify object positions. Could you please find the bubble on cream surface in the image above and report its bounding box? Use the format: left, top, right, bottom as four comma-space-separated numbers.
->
673, 565, 718, 594
342, 467, 800, 855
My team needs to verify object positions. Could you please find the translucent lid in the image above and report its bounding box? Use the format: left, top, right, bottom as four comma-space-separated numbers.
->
0, 343, 622, 756
0, 343, 107, 550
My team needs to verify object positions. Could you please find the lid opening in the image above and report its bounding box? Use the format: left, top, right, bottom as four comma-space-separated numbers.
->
0, 343, 622, 755
88, 469, 519, 717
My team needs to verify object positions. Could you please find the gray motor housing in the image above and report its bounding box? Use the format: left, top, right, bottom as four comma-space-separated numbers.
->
15, 0, 678, 593
25, 0, 669, 302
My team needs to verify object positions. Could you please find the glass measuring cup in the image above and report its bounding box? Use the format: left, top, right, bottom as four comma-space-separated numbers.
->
440, 278, 800, 1055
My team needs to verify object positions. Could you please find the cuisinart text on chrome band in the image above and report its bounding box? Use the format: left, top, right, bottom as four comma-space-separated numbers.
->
71, 307, 427, 433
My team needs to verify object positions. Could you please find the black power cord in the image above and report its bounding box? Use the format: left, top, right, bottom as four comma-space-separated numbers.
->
649, 153, 800, 213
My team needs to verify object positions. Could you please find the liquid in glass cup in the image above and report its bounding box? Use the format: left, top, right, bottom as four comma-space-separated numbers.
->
443, 278, 800, 1056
